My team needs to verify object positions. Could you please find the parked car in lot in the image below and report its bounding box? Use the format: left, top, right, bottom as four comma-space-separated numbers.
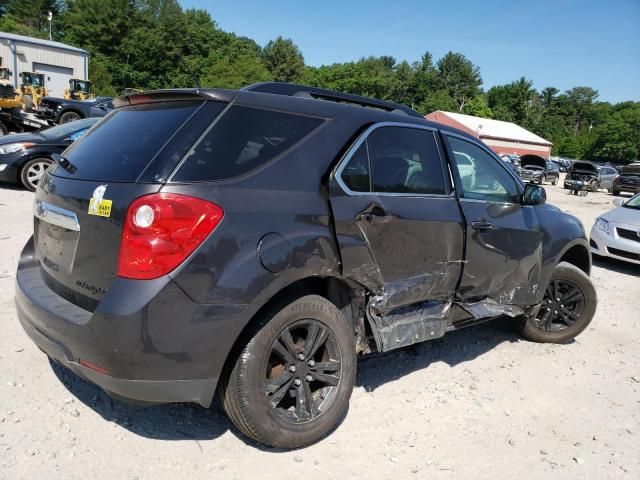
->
37, 96, 114, 124
518, 154, 559, 185
596, 165, 619, 192
15, 83, 597, 449
564, 161, 600, 192
591, 194, 640, 264
0, 117, 99, 191
612, 163, 640, 196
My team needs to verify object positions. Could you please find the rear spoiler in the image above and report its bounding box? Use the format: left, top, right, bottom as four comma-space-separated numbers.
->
114, 88, 237, 108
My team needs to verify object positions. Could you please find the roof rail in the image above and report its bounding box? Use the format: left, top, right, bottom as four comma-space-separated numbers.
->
243, 82, 423, 118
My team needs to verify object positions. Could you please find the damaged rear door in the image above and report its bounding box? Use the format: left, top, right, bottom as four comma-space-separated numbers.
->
329, 123, 465, 350
443, 133, 543, 310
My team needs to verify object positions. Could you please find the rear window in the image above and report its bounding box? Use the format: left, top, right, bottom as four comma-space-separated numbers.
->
172, 105, 324, 181
52, 101, 205, 182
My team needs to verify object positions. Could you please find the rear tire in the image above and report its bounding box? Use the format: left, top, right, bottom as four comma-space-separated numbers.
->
551, 177, 558, 186
515, 262, 596, 343
219, 294, 356, 449
612, 189, 620, 196
20, 157, 52, 191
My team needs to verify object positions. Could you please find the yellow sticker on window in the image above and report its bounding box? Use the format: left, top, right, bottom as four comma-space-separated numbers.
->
88, 197, 112, 217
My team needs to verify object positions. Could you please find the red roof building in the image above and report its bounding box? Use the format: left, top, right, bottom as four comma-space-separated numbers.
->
426, 110, 552, 157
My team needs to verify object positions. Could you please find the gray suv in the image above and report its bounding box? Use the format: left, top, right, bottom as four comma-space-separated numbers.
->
15, 83, 597, 448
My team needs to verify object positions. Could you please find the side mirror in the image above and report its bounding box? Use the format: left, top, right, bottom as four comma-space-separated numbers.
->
612, 198, 625, 207
522, 183, 546, 205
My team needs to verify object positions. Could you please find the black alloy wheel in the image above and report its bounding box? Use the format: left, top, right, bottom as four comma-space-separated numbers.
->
515, 262, 596, 343
534, 279, 585, 333
265, 319, 342, 424
219, 294, 356, 449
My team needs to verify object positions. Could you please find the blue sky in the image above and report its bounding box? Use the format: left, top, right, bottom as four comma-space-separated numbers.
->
181, 0, 640, 103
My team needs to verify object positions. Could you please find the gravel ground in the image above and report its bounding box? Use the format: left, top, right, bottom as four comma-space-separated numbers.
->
0, 175, 638, 480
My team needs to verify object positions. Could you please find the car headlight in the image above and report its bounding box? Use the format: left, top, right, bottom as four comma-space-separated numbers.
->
594, 217, 610, 235
0, 143, 34, 155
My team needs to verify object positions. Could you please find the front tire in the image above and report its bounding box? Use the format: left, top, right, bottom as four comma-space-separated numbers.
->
219, 294, 356, 449
20, 157, 52, 191
516, 262, 596, 343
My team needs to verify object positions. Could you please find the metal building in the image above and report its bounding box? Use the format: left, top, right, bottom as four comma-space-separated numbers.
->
426, 110, 553, 157
0, 32, 88, 98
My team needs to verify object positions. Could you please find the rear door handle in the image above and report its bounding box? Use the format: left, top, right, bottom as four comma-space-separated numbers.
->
357, 211, 393, 224
369, 214, 393, 225
471, 220, 493, 231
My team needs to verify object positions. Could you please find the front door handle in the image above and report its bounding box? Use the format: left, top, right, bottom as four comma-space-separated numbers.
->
471, 220, 493, 231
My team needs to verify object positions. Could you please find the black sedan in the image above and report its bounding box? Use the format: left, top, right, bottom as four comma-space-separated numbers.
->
37, 96, 114, 124
0, 117, 99, 191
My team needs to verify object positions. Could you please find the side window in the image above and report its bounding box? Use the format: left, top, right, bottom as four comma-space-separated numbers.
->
173, 106, 324, 181
341, 143, 370, 192
367, 127, 446, 194
447, 136, 520, 203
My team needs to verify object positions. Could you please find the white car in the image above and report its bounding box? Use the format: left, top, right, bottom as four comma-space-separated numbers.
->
590, 194, 640, 265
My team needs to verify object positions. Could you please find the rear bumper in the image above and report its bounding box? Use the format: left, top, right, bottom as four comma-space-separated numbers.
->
613, 184, 640, 194
17, 311, 215, 405
14, 237, 249, 407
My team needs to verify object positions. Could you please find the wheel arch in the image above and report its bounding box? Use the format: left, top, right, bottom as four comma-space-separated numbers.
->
217, 275, 366, 393
557, 239, 591, 275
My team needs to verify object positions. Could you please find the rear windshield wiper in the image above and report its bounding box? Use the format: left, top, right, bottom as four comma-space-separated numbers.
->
51, 153, 76, 173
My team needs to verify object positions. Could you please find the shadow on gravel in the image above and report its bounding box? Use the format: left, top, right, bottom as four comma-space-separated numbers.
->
49, 359, 232, 442
592, 256, 640, 277
49, 317, 520, 445
0, 182, 26, 192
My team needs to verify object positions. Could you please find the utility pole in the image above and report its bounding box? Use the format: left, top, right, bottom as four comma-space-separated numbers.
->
48, 11, 53, 41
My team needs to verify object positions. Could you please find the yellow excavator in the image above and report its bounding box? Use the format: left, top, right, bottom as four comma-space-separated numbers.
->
0, 68, 22, 109
65, 78, 94, 101
18, 72, 47, 112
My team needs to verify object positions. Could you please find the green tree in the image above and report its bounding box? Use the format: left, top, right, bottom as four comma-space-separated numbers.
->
262, 36, 305, 82
417, 89, 458, 115
201, 33, 271, 89
487, 77, 535, 124
435, 52, 482, 112
464, 96, 493, 118
0, 0, 63, 39
564, 86, 599, 134
587, 102, 640, 163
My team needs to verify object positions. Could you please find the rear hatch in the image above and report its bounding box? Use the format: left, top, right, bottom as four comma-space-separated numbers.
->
33, 94, 228, 311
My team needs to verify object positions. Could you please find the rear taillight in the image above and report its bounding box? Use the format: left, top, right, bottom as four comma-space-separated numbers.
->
117, 193, 223, 280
